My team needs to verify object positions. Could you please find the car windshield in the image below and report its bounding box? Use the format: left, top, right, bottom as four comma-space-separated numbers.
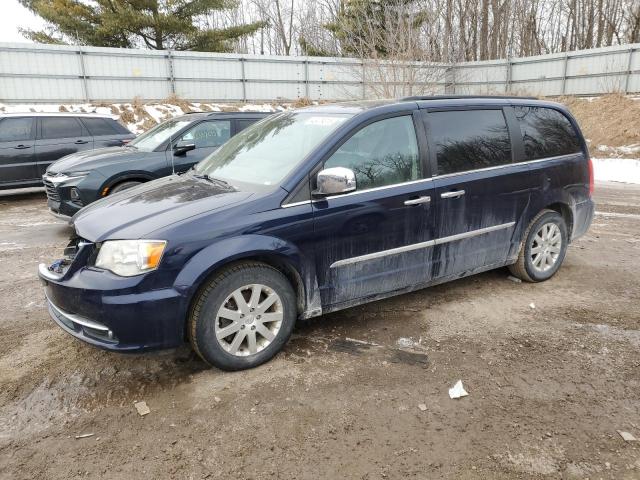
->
194, 112, 352, 186
129, 118, 192, 152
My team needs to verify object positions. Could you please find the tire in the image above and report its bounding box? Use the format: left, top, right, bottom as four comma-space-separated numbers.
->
110, 181, 142, 194
188, 262, 297, 371
509, 209, 568, 283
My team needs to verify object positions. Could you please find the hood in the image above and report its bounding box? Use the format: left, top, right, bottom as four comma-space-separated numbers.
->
47, 147, 148, 174
72, 174, 254, 242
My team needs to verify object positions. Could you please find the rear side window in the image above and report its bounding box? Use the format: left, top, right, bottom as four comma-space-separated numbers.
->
514, 106, 581, 160
41, 117, 83, 139
81, 117, 118, 136
0, 117, 34, 142
324, 115, 421, 190
430, 109, 512, 175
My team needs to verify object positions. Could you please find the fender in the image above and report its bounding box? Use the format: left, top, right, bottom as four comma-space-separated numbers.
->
173, 234, 322, 319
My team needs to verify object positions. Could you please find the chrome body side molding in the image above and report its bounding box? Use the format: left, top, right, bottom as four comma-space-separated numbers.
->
330, 222, 516, 268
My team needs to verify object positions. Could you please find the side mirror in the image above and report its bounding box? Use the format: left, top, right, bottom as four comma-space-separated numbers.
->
313, 167, 356, 197
173, 141, 196, 156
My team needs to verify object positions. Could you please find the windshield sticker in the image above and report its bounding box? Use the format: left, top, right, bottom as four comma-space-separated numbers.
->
304, 117, 344, 126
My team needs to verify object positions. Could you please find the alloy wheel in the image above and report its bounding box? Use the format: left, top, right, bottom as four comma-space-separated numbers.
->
214, 284, 283, 357
530, 222, 562, 273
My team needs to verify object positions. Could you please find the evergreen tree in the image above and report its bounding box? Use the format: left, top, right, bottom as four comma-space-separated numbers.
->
324, 0, 428, 58
19, 0, 264, 52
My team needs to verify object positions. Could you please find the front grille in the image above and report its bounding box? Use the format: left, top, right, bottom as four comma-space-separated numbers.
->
43, 178, 60, 202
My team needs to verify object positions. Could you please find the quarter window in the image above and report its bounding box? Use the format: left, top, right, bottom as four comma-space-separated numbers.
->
430, 109, 512, 175
81, 117, 118, 136
181, 120, 231, 148
0, 117, 34, 142
514, 106, 581, 160
41, 117, 83, 139
324, 115, 421, 190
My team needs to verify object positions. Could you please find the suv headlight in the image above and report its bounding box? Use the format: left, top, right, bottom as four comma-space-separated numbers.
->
46, 171, 91, 184
95, 240, 167, 277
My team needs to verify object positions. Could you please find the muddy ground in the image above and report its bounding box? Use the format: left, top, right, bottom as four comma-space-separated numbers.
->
0, 183, 639, 479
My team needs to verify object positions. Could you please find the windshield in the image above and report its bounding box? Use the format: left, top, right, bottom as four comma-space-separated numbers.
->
194, 112, 351, 186
129, 118, 192, 152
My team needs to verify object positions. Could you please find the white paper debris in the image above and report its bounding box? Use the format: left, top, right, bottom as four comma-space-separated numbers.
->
448, 380, 469, 399
396, 337, 415, 348
418, 403, 427, 411
75, 433, 94, 439
617, 430, 638, 442
134, 401, 151, 416
529, 303, 536, 309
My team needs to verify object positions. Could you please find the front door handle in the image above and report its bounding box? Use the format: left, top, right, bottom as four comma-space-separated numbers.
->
441, 190, 465, 199
75, 140, 89, 144
404, 196, 431, 206
14, 144, 30, 149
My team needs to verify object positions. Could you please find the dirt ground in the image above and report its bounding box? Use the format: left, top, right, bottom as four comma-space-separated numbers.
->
0, 183, 639, 479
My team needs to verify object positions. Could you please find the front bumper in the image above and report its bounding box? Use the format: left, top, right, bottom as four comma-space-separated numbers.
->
48, 208, 72, 222
43, 174, 96, 220
39, 261, 187, 352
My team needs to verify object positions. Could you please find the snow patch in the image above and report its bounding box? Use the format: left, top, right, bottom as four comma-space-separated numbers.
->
592, 158, 640, 184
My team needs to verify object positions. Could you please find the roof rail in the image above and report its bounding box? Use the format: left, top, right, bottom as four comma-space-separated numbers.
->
399, 94, 538, 101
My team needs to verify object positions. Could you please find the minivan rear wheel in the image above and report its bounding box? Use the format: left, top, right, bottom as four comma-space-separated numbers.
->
188, 262, 297, 370
509, 209, 568, 282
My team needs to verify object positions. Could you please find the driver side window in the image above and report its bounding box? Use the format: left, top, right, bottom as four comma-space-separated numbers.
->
180, 120, 231, 148
324, 115, 421, 190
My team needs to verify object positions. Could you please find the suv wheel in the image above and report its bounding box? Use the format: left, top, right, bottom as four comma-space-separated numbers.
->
110, 181, 142, 194
509, 209, 568, 282
189, 262, 297, 370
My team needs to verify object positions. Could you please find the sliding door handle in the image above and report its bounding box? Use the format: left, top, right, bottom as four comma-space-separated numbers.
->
441, 190, 465, 199
404, 196, 431, 206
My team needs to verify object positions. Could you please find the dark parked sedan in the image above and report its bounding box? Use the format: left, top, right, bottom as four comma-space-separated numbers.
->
0, 113, 134, 190
43, 111, 271, 220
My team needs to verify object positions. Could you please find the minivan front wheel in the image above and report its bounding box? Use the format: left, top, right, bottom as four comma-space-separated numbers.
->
189, 262, 297, 370
509, 209, 568, 282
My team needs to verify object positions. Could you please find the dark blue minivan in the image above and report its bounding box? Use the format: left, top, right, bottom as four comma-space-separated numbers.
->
39, 96, 594, 370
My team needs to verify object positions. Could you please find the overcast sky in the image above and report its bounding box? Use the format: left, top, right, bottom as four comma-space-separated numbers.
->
0, 0, 45, 43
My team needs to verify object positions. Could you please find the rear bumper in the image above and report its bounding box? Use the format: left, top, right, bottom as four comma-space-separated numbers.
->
572, 198, 595, 241
39, 263, 187, 352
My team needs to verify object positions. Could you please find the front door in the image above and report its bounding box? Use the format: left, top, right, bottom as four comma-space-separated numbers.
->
312, 113, 436, 307
424, 108, 530, 279
169, 120, 232, 173
0, 116, 37, 185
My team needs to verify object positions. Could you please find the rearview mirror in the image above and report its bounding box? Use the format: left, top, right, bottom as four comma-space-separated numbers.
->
173, 142, 196, 156
313, 167, 356, 197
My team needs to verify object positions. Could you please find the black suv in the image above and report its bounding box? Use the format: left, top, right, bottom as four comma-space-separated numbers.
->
0, 113, 134, 190
43, 111, 271, 220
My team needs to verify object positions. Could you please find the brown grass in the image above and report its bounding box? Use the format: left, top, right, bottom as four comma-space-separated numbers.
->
292, 97, 313, 108
164, 94, 192, 113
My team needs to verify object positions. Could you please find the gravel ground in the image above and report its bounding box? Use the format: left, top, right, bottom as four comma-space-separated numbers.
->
0, 183, 639, 480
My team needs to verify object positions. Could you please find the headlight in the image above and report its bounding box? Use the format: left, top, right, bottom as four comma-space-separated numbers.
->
95, 240, 167, 277
46, 171, 91, 184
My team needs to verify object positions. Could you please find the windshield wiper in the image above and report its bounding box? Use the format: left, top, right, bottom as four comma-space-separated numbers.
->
192, 172, 214, 182
192, 172, 232, 188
